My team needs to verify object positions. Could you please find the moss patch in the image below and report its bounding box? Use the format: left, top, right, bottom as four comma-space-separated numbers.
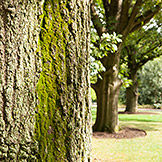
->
35, 0, 71, 161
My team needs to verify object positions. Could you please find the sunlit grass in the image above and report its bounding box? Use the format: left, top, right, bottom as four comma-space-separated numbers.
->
119, 114, 162, 123
92, 106, 162, 162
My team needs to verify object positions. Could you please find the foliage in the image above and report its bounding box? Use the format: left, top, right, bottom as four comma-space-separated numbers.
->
91, 88, 97, 102
121, 23, 162, 74
138, 57, 162, 108
90, 28, 122, 83
91, 32, 122, 58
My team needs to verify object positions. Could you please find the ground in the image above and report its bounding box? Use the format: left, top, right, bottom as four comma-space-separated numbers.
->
92, 126, 146, 162
93, 127, 146, 139
92, 110, 160, 162
93, 111, 158, 139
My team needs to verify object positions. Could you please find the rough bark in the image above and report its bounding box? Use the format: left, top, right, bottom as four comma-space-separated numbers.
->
35, 0, 92, 161
0, 0, 43, 161
125, 72, 138, 113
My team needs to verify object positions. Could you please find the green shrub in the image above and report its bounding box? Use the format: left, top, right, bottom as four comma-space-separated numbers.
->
138, 57, 162, 106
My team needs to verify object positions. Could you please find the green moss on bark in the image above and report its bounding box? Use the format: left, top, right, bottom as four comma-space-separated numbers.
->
35, 0, 92, 161
35, 0, 71, 161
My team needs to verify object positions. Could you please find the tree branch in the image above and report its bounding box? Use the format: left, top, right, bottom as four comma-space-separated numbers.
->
122, 0, 143, 38
138, 42, 162, 68
91, 76, 102, 92
117, 0, 131, 33
130, 5, 161, 33
128, 0, 143, 25
141, 42, 162, 58
102, 0, 110, 22
90, 1, 106, 37
136, 34, 146, 45
109, 0, 122, 19
91, 83, 97, 90
106, 0, 123, 32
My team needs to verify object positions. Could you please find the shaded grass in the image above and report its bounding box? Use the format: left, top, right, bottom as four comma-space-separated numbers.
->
92, 106, 162, 162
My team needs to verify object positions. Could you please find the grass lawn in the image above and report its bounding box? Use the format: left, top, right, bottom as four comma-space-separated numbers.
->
92, 107, 162, 162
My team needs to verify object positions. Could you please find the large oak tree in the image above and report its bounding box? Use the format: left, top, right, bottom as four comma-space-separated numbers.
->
0, 0, 92, 161
90, 0, 161, 132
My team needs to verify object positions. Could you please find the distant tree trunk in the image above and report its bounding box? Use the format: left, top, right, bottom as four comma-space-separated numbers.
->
35, 0, 92, 161
125, 72, 138, 113
0, 0, 42, 161
92, 52, 122, 133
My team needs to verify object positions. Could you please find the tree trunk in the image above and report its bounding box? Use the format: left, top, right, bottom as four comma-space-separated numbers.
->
125, 72, 138, 113
35, 0, 92, 161
92, 52, 122, 133
0, 0, 42, 161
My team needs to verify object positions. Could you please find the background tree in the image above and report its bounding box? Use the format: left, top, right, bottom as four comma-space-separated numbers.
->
35, 0, 92, 161
0, 0, 43, 161
90, 0, 161, 133
120, 22, 162, 113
